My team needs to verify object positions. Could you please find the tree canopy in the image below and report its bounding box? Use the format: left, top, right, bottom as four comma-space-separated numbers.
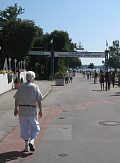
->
0, 3, 25, 28
0, 4, 36, 68
2, 19, 36, 60
108, 40, 120, 69
88, 63, 94, 69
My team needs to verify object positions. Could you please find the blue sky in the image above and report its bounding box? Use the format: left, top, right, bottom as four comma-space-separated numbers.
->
1, 0, 120, 65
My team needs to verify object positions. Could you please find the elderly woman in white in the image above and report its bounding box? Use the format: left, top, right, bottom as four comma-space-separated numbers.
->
14, 71, 43, 152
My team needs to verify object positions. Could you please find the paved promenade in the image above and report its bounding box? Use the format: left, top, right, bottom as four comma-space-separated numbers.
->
1, 73, 120, 163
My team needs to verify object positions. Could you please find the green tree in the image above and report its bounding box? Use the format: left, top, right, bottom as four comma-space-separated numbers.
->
36, 30, 77, 75
0, 3, 25, 68
66, 57, 82, 69
2, 18, 36, 62
42, 32, 50, 51
0, 3, 25, 28
108, 40, 120, 69
0, 31, 4, 68
88, 63, 94, 69
57, 58, 66, 73
45, 30, 75, 52
50, 30, 69, 51
31, 26, 44, 51
0, 3, 36, 69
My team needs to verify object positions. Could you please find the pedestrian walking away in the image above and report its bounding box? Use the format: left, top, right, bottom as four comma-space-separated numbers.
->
65, 69, 69, 84
83, 71, 85, 78
99, 69, 102, 83
94, 70, 97, 84
87, 71, 90, 79
111, 71, 115, 87
13, 71, 43, 152
69, 71, 73, 83
105, 72, 110, 91
100, 71, 104, 91
109, 71, 112, 82
90, 71, 92, 79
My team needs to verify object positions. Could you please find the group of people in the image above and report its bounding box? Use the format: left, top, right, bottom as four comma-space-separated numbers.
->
86, 71, 92, 79
65, 70, 73, 84
83, 71, 92, 79
83, 69, 116, 91
99, 70, 115, 91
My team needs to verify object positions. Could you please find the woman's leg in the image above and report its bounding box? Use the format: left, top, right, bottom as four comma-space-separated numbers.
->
113, 80, 114, 87
106, 82, 107, 91
101, 83, 102, 90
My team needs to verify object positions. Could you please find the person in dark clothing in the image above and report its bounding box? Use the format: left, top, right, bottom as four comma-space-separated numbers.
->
100, 71, 104, 91
94, 70, 97, 84
90, 71, 92, 79
111, 72, 115, 87
109, 71, 112, 82
105, 72, 110, 91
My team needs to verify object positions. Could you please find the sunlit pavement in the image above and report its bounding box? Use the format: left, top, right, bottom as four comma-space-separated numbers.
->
1, 73, 120, 163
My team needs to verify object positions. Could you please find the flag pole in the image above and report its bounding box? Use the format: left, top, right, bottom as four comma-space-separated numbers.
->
106, 40, 108, 50
50, 39, 53, 50
52, 39, 53, 50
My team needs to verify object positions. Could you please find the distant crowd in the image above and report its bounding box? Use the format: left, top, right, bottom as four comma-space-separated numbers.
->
82, 70, 119, 91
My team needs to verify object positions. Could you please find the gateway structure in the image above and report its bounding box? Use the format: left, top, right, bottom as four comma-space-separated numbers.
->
28, 51, 108, 78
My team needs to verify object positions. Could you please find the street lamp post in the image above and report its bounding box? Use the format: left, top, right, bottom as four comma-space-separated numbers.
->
21, 61, 23, 69
8, 58, 11, 70
23, 59, 26, 69
18, 62, 20, 82
14, 59, 17, 73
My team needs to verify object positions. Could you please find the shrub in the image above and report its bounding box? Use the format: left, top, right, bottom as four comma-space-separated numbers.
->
54, 71, 65, 79
14, 77, 19, 83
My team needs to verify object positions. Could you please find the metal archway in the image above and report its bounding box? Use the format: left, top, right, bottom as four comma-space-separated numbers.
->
28, 51, 108, 78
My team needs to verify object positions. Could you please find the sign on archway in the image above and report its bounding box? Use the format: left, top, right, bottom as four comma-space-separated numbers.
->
54, 52, 105, 58
28, 51, 108, 78
28, 51, 105, 58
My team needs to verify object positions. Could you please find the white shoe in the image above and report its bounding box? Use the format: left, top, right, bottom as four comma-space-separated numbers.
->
24, 145, 30, 152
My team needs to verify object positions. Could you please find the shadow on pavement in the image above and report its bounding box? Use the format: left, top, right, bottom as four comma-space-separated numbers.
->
110, 92, 120, 96
0, 151, 33, 163
88, 83, 100, 84
92, 90, 102, 92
